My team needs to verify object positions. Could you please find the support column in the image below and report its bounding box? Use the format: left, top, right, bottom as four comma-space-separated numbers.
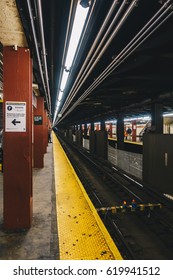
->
109, 123, 113, 138
68, 128, 73, 142
83, 123, 88, 138
132, 120, 136, 142
95, 120, 107, 159
95, 130, 108, 159
3, 46, 33, 229
151, 103, 163, 133
76, 124, 82, 146
117, 115, 124, 150
100, 120, 105, 131
72, 125, 76, 135
33, 97, 44, 168
95, 123, 100, 131
89, 122, 95, 155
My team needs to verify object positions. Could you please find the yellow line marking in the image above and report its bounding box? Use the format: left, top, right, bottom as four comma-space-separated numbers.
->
53, 133, 123, 260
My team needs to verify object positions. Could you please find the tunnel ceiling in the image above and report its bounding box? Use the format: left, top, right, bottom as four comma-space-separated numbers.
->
15, 0, 173, 126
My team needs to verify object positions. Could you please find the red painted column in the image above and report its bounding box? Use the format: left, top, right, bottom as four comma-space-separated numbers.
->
109, 123, 113, 138
3, 46, 33, 229
95, 123, 99, 131
132, 120, 136, 142
33, 97, 44, 168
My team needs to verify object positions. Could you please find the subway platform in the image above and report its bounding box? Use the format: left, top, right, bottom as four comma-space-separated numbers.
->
0, 142, 58, 260
0, 134, 122, 260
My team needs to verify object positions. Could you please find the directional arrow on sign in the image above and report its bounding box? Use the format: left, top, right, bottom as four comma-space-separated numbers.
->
12, 119, 21, 126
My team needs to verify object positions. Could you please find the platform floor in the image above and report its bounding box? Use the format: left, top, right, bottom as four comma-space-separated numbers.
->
53, 134, 122, 260
0, 144, 58, 260
0, 134, 122, 260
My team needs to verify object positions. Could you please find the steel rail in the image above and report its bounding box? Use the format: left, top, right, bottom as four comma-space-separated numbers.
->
58, 135, 173, 259
59, 135, 136, 259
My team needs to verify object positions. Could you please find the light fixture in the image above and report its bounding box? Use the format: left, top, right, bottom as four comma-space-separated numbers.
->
125, 116, 151, 122
64, 4, 89, 69
163, 112, 173, 117
80, 0, 90, 8
53, 2, 90, 124
58, 90, 64, 101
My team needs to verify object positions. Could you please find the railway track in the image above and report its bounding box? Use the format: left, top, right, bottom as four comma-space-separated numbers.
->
58, 135, 173, 260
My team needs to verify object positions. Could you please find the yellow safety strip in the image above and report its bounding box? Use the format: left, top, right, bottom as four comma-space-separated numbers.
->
53, 133, 123, 260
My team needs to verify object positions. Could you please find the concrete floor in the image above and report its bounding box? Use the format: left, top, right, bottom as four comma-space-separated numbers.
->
0, 144, 59, 260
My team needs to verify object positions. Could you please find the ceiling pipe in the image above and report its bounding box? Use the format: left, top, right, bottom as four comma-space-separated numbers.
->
61, 0, 125, 113
56, 1, 173, 124
50, 1, 55, 100
83, 1, 173, 96
54, 0, 97, 122
62, 0, 97, 90
36, 0, 51, 115
73, 1, 173, 101
60, 0, 138, 115
59, 0, 120, 115
54, 0, 76, 114
26, 0, 49, 112
63, 0, 138, 112
75, 7, 173, 111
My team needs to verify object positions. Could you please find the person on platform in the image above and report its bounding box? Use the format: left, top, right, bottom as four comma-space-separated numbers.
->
48, 127, 52, 143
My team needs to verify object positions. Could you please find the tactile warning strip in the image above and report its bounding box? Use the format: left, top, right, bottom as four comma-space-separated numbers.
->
53, 134, 123, 260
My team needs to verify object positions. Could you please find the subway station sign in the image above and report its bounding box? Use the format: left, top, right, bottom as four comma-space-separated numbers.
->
5, 101, 26, 132
34, 115, 43, 125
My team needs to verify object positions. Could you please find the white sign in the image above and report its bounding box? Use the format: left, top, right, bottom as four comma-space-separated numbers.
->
5, 101, 26, 132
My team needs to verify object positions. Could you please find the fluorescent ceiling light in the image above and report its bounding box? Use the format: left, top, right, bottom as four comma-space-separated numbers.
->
58, 91, 64, 101
124, 116, 151, 122
60, 71, 69, 92
163, 112, 173, 117
65, 4, 89, 69
54, 3, 89, 124
105, 120, 117, 124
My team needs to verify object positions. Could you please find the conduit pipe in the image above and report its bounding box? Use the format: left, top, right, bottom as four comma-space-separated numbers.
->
62, 0, 137, 113
54, 0, 76, 113
81, 1, 173, 99
57, 1, 173, 124
59, 0, 120, 115
26, 0, 50, 112
36, 0, 51, 113
73, 5, 173, 112
54, 0, 97, 120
